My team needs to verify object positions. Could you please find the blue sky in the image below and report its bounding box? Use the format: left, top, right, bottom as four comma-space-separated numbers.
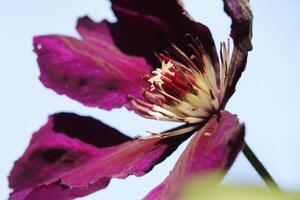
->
1, 0, 299, 199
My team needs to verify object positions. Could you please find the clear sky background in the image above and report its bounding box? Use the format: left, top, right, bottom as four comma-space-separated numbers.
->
0, 0, 299, 199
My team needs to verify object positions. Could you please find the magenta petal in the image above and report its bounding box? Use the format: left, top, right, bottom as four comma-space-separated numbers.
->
35, 0, 221, 110
144, 111, 245, 200
34, 24, 151, 110
9, 113, 190, 200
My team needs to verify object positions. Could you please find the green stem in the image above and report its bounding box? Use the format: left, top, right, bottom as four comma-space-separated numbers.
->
242, 142, 282, 191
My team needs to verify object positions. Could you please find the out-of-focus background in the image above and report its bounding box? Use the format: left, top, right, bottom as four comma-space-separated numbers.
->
0, 0, 299, 199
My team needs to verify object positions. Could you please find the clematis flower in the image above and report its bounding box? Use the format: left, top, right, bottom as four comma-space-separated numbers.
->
8, 0, 253, 200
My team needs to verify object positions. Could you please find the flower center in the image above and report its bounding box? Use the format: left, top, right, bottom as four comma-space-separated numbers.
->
129, 35, 230, 124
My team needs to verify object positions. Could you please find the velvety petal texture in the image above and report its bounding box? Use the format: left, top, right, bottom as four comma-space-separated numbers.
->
144, 111, 245, 200
221, 0, 253, 106
35, 0, 222, 110
109, 0, 219, 68
9, 113, 191, 200
34, 21, 151, 110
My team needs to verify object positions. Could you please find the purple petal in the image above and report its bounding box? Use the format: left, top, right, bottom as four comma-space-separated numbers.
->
34, 23, 151, 110
222, 0, 253, 105
35, 0, 221, 110
144, 111, 245, 200
9, 113, 191, 200
224, 0, 253, 52
109, 0, 219, 68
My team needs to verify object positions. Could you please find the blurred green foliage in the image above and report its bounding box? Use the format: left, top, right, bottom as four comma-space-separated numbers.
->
178, 175, 300, 200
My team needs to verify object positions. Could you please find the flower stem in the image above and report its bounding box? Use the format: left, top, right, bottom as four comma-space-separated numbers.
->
242, 142, 282, 191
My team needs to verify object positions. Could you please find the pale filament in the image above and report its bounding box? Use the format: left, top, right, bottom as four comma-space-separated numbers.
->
130, 39, 231, 125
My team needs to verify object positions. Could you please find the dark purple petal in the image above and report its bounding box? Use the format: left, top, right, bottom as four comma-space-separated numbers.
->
109, 0, 220, 69
34, 23, 151, 110
144, 111, 245, 200
9, 113, 191, 200
224, 0, 253, 52
221, 0, 253, 106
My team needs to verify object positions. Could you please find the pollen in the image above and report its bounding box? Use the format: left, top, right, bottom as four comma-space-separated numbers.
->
130, 35, 231, 124
204, 132, 211, 137
148, 61, 174, 90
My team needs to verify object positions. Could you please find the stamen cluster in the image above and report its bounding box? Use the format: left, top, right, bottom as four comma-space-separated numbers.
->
130, 36, 231, 124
